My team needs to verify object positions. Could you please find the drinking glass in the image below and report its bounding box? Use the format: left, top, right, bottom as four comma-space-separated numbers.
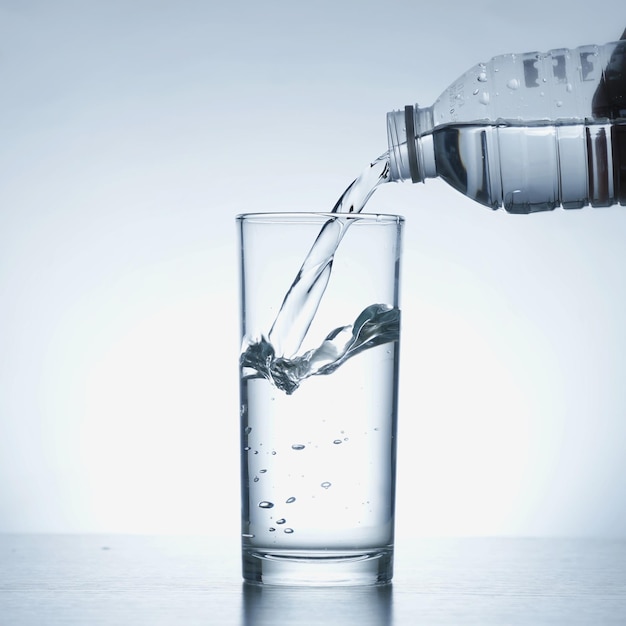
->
237, 212, 403, 585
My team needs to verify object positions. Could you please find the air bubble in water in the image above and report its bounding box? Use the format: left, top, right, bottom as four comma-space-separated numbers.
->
286, 497, 296, 503
259, 501, 274, 509
321, 481, 332, 489
291, 444, 305, 450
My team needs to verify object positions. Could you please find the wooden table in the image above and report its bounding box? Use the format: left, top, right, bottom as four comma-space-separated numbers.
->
2, 534, 626, 624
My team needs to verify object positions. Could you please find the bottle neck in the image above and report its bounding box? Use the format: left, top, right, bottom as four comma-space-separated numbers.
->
386, 105, 436, 183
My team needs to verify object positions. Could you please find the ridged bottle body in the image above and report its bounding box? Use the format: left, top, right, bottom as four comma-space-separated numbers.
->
387, 42, 626, 212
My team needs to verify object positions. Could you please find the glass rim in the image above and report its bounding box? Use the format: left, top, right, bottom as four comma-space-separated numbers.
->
236, 212, 404, 224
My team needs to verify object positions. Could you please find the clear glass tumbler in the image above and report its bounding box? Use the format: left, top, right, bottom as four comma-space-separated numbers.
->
237, 212, 403, 585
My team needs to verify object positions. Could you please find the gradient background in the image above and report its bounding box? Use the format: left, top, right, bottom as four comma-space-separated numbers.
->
1, 0, 626, 539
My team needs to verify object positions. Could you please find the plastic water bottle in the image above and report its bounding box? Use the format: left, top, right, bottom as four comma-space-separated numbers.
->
386, 40, 626, 213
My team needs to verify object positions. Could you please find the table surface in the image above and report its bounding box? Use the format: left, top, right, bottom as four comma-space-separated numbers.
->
1, 534, 626, 625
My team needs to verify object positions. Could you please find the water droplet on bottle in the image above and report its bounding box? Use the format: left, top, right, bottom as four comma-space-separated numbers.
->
479, 92, 490, 105
271, 451, 277, 455
254, 450, 259, 455
333, 439, 342, 445
343, 437, 349, 442
477, 72, 487, 82
242, 533, 255, 538
286, 497, 296, 503
472, 88, 479, 95
284, 528, 294, 534
243, 446, 251, 451
244, 426, 252, 435
259, 501, 274, 509
506, 78, 519, 90
276, 518, 286, 524
566, 83, 573, 93
321, 481, 332, 489
253, 476, 259, 483
556, 100, 563, 107
269, 527, 276, 532
291, 444, 305, 450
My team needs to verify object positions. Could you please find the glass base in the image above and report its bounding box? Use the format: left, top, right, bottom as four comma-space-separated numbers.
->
242, 547, 393, 586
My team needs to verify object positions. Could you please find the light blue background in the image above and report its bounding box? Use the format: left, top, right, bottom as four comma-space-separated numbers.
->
1, 0, 626, 538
